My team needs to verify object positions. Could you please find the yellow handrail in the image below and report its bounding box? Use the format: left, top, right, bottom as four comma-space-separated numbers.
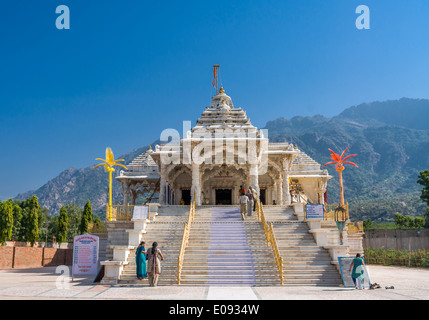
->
177, 192, 196, 284
256, 200, 284, 285
269, 222, 284, 285
177, 222, 190, 284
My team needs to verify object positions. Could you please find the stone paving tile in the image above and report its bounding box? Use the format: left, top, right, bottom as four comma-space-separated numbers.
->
73, 285, 112, 299
206, 287, 258, 300
92, 287, 141, 299
127, 286, 207, 300
0, 286, 53, 298
37, 288, 86, 298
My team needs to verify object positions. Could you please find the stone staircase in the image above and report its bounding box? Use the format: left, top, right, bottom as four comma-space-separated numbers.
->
264, 206, 342, 286
179, 206, 281, 286
118, 213, 187, 285
115, 205, 342, 287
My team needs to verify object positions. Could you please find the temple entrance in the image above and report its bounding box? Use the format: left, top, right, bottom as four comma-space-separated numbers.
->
259, 189, 266, 205
215, 189, 232, 205
181, 189, 191, 205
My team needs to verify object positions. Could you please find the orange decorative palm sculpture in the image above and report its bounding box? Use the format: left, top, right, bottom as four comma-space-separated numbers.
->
322, 147, 358, 208
322, 147, 358, 245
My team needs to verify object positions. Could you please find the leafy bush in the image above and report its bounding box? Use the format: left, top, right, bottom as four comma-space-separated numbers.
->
364, 248, 429, 268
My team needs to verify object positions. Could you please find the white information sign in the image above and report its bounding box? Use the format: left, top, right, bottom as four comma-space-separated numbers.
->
132, 206, 149, 220
72, 233, 99, 276
305, 204, 324, 220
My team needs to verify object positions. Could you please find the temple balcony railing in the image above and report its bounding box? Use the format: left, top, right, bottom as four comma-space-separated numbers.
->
324, 203, 349, 221
106, 204, 153, 222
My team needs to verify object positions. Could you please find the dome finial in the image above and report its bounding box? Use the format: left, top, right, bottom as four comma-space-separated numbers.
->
219, 85, 225, 94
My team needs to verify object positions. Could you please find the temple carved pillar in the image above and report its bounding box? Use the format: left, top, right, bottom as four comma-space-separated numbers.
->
191, 163, 201, 205
130, 190, 136, 206
249, 164, 259, 197
283, 173, 291, 205
121, 181, 129, 205
282, 157, 292, 205
159, 163, 167, 205
276, 179, 283, 205
318, 180, 328, 204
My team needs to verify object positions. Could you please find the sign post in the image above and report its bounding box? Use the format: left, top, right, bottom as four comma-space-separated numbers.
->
72, 233, 99, 281
132, 206, 149, 221
305, 204, 324, 220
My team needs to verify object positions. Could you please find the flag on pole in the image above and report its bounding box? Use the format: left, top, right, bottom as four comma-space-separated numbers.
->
212, 66, 217, 88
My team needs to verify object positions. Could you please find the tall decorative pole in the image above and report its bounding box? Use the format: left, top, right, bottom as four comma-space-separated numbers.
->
322, 147, 358, 244
212, 64, 220, 94
94, 147, 128, 221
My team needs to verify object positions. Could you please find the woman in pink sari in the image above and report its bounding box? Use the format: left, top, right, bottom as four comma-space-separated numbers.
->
147, 242, 164, 287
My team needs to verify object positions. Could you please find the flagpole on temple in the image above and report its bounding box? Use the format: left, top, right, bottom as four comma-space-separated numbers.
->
213, 64, 220, 94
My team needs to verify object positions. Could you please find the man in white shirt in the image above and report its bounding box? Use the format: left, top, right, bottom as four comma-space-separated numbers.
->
240, 192, 249, 217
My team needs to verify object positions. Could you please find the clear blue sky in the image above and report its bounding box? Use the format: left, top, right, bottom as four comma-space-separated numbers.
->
1, 0, 429, 200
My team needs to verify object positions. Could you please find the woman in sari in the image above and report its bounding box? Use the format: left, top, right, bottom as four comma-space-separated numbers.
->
349, 253, 366, 290
135, 241, 147, 280
147, 242, 164, 287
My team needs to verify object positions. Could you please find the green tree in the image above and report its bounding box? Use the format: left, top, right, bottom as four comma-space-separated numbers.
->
79, 201, 93, 234
26, 195, 40, 246
424, 208, 429, 228
93, 216, 102, 227
394, 213, 407, 228
63, 203, 82, 242
12, 202, 23, 241
57, 206, 69, 245
394, 212, 425, 229
0, 200, 14, 245
418, 170, 429, 206
412, 216, 425, 229
38, 207, 51, 244
418, 170, 429, 227
363, 218, 374, 230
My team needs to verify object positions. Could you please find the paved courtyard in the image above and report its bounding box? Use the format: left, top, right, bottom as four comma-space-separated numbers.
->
0, 265, 428, 300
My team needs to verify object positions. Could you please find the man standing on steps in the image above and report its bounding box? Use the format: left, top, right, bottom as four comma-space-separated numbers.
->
247, 187, 255, 216
240, 191, 249, 217
249, 186, 258, 212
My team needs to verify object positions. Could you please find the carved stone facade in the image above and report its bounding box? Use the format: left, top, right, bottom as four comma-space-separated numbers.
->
117, 87, 331, 206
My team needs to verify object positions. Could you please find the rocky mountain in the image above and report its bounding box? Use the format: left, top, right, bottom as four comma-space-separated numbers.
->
15, 98, 429, 222
265, 98, 429, 221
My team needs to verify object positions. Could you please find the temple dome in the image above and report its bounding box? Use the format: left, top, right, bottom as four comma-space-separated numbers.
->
192, 86, 258, 133
210, 86, 234, 109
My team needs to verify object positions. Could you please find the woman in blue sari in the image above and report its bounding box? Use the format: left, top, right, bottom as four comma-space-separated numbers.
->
135, 241, 148, 280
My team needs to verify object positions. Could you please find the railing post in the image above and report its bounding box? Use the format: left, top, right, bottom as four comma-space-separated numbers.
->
178, 199, 195, 285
